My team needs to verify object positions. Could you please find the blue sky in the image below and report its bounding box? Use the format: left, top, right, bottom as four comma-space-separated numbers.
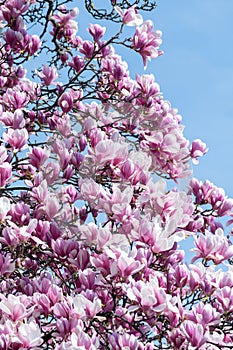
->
143, 1, 233, 197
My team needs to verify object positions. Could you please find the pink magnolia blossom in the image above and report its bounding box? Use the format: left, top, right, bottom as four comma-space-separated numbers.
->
214, 286, 233, 313
182, 320, 208, 348
132, 20, 163, 68
190, 138, 208, 164
28, 146, 50, 169
94, 139, 128, 165
0, 294, 28, 322
27, 34, 41, 56
2, 88, 29, 109
0, 197, 11, 221
0, 163, 12, 187
115, 6, 143, 26
51, 6, 79, 41
0, 109, 26, 129
1, 0, 31, 21
126, 276, 167, 312
0, 253, 15, 276
72, 293, 102, 320
36, 65, 58, 86
17, 320, 43, 348
44, 162, 61, 185
79, 40, 95, 58
58, 330, 97, 350
68, 56, 85, 73
3, 128, 28, 151
88, 23, 106, 41
186, 302, 220, 327
58, 91, 74, 113
0, 2, 232, 349
192, 228, 233, 264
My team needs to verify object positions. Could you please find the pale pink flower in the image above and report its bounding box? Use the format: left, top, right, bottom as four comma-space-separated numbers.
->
109, 332, 145, 349
132, 20, 163, 68
126, 277, 167, 312
43, 162, 60, 185
115, 6, 143, 26
0, 294, 28, 322
58, 91, 74, 113
17, 320, 43, 348
36, 65, 58, 85
1, 0, 31, 20
79, 178, 102, 205
114, 251, 144, 278
88, 23, 106, 41
31, 179, 48, 203
80, 223, 112, 249
58, 330, 97, 350
215, 286, 233, 312
0, 197, 11, 221
2, 88, 29, 109
0, 109, 26, 129
28, 146, 50, 169
44, 195, 60, 220
182, 321, 208, 348
186, 302, 220, 327
0, 253, 15, 276
3, 128, 28, 151
191, 228, 233, 264
94, 139, 128, 165
68, 56, 85, 73
72, 294, 102, 320
0, 163, 12, 187
190, 138, 208, 164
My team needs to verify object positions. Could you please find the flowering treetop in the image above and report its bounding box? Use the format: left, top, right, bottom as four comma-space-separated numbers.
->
0, 0, 232, 349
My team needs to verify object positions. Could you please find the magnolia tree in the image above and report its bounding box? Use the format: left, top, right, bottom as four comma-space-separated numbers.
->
0, 0, 233, 349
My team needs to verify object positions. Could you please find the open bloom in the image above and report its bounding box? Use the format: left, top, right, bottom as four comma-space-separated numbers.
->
17, 321, 43, 348
132, 20, 163, 68
3, 128, 28, 151
191, 228, 233, 264
115, 6, 143, 26
36, 65, 58, 85
126, 276, 167, 312
0, 197, 11, 221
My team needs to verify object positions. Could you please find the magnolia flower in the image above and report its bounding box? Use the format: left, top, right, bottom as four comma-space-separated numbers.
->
115, 6, 143, 26
191, 228, 233, 264
36, 65, 58, 86
0, 163, 12, 187
190, 138, 208, 164
3, 128, 28, 151
0, 197, 10, 221
17, 321, 43, 348
132, 20, 163, 68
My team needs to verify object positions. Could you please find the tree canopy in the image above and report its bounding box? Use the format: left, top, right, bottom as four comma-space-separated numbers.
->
0, 1, 232, 349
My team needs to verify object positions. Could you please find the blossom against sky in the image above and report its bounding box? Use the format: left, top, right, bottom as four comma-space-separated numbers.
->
145, 0, 233, 195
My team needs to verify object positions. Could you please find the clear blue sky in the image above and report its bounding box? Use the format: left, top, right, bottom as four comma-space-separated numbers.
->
143, 1, 233, 198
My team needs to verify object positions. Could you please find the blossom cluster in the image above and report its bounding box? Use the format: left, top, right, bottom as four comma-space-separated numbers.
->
0, 1, 232, 349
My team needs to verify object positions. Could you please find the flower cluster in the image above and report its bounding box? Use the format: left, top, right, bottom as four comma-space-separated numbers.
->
0, 1, 232, 349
